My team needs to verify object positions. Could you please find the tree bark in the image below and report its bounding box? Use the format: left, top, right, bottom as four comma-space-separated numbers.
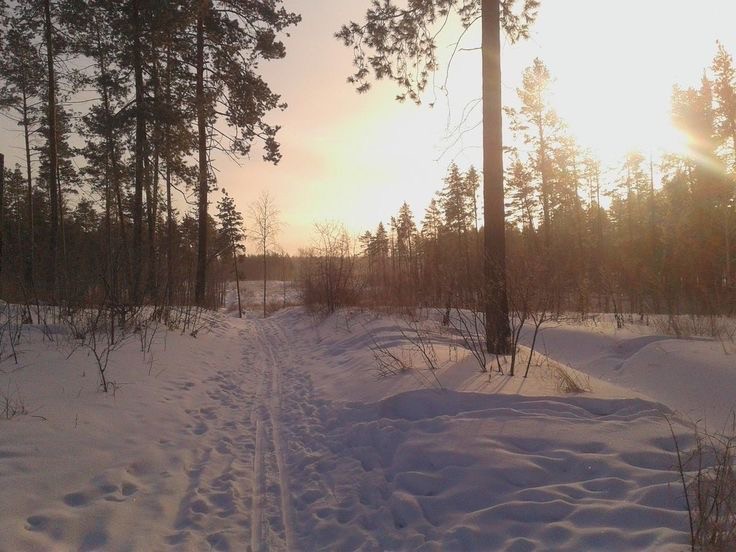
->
0, 153, 4, 291
43, 0, 58, 299
482, 0, 511, 354
21, 88, 34, 290
233, 249, 242, 318
147, 43, 161, 300
131, 0, 145, 304
194, 0, 208, 306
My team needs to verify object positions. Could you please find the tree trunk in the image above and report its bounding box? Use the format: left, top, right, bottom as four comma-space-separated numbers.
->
539, 124, 550, 246
166, 160, 173, 305
163, 41, 174, 307
43, 0, 58, 300
262, 242, 267, 318
21, 89, 34, 290
482, 0, 511, 354
147, 45, 161, 300
233, 249, 242, 318
194, 0, 208, 306
0, 153, 4, 292
97, 28, 131, 300
131, 0, 145, 304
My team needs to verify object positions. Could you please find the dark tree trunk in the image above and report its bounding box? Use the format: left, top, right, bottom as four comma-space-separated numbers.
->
147, 46, 161, 300
131, 0, 145, 304
163, 41, 174, 306
0, 153, 4, 291
233, 249, 242, 318
97, 27, 131, 299
194, 0, 208, 306
43, 0, 58, 299
482, 0, 511, 354
166, 161, 173, 305
262, 244, 267, 318
21, 89, 34, 290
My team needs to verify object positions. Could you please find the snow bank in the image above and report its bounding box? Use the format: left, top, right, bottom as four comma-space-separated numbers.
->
525, 324, 736, 429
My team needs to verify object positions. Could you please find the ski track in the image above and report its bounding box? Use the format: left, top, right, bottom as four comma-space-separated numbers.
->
259, 321, 297, 551
165, 327, 260, 551
165, 320, 300, 552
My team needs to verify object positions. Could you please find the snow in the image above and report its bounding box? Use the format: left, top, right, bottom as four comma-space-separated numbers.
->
524, 322, 736, 429
1, 301, 733, 550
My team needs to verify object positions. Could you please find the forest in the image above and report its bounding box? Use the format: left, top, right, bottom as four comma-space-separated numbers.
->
2, 2, 736, 551
348, 50, 736, 321
0, 0, 299, 309
3, 1, 735, 330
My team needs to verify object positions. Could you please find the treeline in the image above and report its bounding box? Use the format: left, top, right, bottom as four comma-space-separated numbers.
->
237, 253, 295, 283
358, 47, 736, 317
0, 1, 298, 308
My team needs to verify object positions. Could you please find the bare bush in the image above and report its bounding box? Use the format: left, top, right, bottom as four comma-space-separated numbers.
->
552, 365, 591, 394
0, 302, 24, 364
447, 305, 489, 373
300, 222, 362, 313
507, 253, 552, 378
64, 304, 139, 393
670, 417, 736, 551
368, 316, 444, 389
654, 314, 736, 343
163, 304, 216, 337
369, 331, 413, 378
400, 318, 441, 371
1, 381, 26, 419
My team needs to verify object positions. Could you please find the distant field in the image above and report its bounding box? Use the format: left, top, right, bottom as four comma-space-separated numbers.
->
223, 280, 301, 316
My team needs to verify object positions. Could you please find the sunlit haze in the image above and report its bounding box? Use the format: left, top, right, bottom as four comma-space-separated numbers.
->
206, 0, 733, 252
3, 0, 735, 252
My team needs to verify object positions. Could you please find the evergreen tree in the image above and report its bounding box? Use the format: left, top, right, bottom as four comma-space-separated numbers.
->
192, 0, 300, 306
217, 189, 245, 317
507, 57, 563, 244
0, 22, 44, 290
339, 0, 540, 352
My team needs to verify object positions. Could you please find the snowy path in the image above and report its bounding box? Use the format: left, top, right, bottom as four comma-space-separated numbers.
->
0, 309, 699, 550
151, 318, 300, 551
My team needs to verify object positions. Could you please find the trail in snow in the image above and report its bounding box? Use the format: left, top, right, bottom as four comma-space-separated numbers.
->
256, 320, 297, 551
165, 326, 260, 550
162, 318, 299, 551
0, 307, 707, 550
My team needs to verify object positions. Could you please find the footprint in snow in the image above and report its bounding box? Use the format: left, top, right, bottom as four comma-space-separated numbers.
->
63, 491, 90, 508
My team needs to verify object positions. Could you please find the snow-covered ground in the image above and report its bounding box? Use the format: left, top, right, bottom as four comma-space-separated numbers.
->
1, 301, 733, 550
224, 280, 301, 317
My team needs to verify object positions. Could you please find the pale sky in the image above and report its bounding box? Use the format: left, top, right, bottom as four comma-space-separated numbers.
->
224, 0, 736, 252
3, 1, 736, 253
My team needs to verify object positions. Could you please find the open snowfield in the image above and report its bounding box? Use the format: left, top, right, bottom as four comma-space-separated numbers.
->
1, 301, 734, 551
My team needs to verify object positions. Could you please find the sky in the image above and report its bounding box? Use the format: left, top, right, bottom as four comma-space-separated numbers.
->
218, 0, 736, 253
2, 1, 736, 253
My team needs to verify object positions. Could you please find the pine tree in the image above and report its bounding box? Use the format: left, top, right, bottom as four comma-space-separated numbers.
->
217, 189, 245, 317
507, 57, 563, 245
0, 22, 44, 291
396, 201, 418, 298
711, 42, 736, 284
506, 152, 536, 232
338, 0, 540, 353
464, 165, 481, 232
192, 0, 300, 306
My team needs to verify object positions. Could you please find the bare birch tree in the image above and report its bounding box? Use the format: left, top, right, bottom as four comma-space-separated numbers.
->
249, 191, 281, 318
